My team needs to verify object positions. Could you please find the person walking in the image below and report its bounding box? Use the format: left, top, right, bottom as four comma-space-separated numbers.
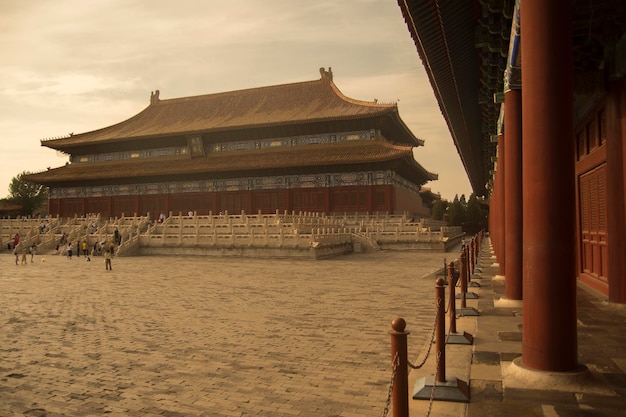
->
30, 244, 36, 263
20, 248, 28, 265
82, 240, 90, 260
104, 249, 112, 271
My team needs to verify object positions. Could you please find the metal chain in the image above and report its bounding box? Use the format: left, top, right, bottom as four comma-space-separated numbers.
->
408, 297, 440, 369
381, 274, 463, 417
444, 281, 453, 314
380, 351, 399, 417
425, 350, 443, 417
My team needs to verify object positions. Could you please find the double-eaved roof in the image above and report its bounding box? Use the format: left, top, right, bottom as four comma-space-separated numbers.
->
27, 68, 436, 187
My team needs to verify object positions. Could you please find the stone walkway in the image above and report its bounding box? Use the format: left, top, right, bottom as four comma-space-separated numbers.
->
0, 250, 450, 417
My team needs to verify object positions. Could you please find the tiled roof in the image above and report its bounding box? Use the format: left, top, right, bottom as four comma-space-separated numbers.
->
41, 68, 401, 150
0, 200, 21, 213
25, 140, 436, 184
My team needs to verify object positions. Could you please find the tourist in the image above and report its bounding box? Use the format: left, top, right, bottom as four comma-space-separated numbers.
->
14, 247, 18, 265
104, 249, 112, 271
67, 242, 73, 259
82, 240, 89, 257
30, 244, 36, 263
20, 249, 28, 265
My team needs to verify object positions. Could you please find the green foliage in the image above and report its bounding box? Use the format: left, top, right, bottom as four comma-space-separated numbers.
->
465, 194, 486, 229
431, 199, 447, 220
7, 172, 48, 216
446, 194, 466, 226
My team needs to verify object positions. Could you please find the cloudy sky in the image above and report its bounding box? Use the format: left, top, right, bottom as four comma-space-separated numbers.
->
0, 0, 472, 201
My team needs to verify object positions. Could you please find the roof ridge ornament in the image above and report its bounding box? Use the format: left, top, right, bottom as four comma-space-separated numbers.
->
319, 67, 333, 81
150, 90, 160, 104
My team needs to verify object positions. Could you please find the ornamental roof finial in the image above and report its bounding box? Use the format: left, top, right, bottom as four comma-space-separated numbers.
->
319, 67, 333, 82
150, 90, 160, 104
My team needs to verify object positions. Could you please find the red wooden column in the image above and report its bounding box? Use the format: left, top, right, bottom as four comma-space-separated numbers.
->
521, 0, 577, 371
489, 147, 500, 264
606, 78, 626, 303
504, 88, 523, 300
495, 134, 506, 276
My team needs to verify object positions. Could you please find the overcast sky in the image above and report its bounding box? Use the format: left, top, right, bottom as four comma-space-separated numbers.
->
0, 0, 472, 201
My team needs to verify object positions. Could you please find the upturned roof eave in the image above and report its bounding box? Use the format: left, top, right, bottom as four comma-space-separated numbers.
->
40, 68, 407, 151
40, 108, 401, 152
26, 140, 424, 185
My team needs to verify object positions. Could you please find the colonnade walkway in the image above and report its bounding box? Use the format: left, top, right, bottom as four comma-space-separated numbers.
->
406, 238, 626, 417
462, 240, 626, 416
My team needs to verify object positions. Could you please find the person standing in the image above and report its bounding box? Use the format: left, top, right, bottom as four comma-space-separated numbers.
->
67, 242, 73, 259
20, 248, 28, 265
30, 244, 36, 263
104, 249, 112, 271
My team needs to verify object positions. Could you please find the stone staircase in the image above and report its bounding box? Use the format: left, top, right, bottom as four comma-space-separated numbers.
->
2, 211, 460, 259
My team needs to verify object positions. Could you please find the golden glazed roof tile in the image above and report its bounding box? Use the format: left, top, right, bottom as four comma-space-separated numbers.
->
42, 68, 399, 150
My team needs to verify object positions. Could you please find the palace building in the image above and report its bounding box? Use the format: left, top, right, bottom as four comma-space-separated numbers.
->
25, 68, 436, 219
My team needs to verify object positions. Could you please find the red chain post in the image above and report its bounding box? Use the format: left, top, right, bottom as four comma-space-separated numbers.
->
389, 318, 409, 417
448, 261, 457, 334
467, 238, 476, 281
459, 249, 468, 310
435, 278, 447, 383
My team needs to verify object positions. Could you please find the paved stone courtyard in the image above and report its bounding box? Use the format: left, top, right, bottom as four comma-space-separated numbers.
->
0, 250, 448, 417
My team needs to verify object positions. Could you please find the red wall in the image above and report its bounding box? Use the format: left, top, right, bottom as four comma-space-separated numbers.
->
47, 184, 425, 218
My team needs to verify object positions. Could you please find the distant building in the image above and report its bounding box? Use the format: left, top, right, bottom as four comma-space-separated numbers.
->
25, 68, 436, 218
0, 200, 21, 215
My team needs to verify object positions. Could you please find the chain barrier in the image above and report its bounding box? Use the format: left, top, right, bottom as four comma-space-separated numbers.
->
423, 288, 459, 417
380, 233, 484, 417
380, 352, 399, 417
407, 296, 440, 370
444, 286, 451, 314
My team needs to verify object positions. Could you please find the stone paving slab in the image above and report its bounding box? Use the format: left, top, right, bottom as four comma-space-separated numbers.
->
1, 250, 451, 417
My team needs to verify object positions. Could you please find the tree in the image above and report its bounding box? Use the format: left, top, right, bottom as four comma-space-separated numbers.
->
446, 194, 466, 226
431, 199, 447, 221
465, 194, 486, 232
8, 172, 48, 216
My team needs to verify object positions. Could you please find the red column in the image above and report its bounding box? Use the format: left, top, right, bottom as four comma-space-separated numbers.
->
521, 0, 577, 371
504, 89, 523, 300
489, 163, 499, 260
606, 78, 626, 303
496, 134, 506, 275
